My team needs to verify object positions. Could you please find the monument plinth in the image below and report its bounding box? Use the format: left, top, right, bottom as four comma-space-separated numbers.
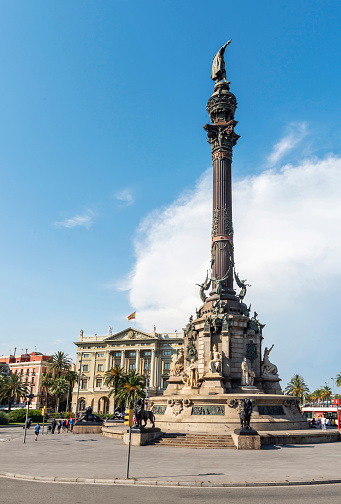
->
151, 42, 308, 437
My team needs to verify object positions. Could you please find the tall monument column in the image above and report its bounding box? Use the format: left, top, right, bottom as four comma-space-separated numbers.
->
204, 41, 240, 301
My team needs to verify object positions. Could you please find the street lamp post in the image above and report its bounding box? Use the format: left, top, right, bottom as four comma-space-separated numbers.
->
75, 352, 83, 418
331, 377, 336, 396
23, 393, 34, 443
144, 370, 150, 409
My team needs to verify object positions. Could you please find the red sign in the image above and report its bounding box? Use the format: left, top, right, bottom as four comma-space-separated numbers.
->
333, 399, 340, 405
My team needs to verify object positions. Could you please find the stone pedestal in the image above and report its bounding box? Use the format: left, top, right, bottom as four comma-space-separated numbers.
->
164, 376, 183, 395
200, 373, 225, 394
233, 429, 261, 450
123, 427, 162, 446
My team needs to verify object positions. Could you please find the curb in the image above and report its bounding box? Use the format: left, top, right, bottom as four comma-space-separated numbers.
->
1, 472, 341, 488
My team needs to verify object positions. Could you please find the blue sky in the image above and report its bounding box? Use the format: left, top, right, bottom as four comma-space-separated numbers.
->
1, 1, 341, 392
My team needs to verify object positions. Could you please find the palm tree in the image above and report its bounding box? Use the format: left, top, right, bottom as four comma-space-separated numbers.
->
336, 373, 341, 388
49, 352, 72, 378
64, 370, 78, 412
50, 377, 69, 412
40, 372, 53, 408
311, 389, 323, 405
320, 384, 332, 406
115, 372, 146, 408
104, 366, 126, 409
0, 372, 28, 412
285, 374, 310, 404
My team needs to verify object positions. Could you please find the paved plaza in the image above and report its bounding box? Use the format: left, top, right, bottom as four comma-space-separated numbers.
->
0, 425, 340, 486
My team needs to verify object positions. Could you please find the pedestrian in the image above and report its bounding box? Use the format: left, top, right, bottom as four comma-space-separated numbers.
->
70, 418, 74, 431
57, 421, 61, 434
34, 423, 40, 441
51, 418, 57, 434
62, 419, 66, 432
321, 416, 327, 431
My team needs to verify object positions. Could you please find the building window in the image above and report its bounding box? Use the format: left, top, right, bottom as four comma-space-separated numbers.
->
162, 379, 168, 389
163, 350, 171, 356
97, 353, 104, 358
31, 377, 35, 384
163, 362, 170, 371
144, 361, 150, 371
114, 352, 121, 357
32, 369, 36, 375
96, 378, 102, 388
97, 364, 103, 372
129, 363, 135, 371
81, 380, 87, 390
30, 386, 34, 394
129, 352, 136, 357
83, 365, 89, 372
26, 369, 29, 375
144, 351, 151, 356
83, 353, 90, 358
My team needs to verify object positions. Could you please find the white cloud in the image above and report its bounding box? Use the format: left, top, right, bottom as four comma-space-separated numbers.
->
54, 210, 94, 229
267, 122, 308, 166
114, 188, 134, 206
124, 146, 341, 390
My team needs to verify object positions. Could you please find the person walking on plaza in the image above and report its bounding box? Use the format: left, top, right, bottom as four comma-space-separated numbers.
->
51, 418, 57, 434
34, 423, 41, 441
57, 420, 62, 434
70, 418, 74, 431
321, 416, 327, 431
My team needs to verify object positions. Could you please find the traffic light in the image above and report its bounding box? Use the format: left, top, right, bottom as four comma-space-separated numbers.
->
42, 406, 46, 416
124, 409, 133, 426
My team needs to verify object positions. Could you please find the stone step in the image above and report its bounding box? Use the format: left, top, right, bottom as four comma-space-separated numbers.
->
151, 433, 235, 449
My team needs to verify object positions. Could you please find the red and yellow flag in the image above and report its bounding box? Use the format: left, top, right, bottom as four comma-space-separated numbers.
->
127, 311, 136, 320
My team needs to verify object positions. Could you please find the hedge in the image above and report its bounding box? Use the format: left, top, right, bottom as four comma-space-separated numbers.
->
8, 409, 43, 423
0, 411, 9, 425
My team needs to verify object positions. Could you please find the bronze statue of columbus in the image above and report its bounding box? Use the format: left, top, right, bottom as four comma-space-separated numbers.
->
211, 40, 232, 83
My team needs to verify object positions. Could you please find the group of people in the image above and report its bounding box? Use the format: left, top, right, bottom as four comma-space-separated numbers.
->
310, 416, 335, 430
50, 417, 75, 434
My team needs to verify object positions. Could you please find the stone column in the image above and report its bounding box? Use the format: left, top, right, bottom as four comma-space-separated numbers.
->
204, 80, 239, 302
136, 349, 140, 374
120, 349, 125, 370
150, 348, 155, 388
106, 351, 111, 372
90, 353, 96, 391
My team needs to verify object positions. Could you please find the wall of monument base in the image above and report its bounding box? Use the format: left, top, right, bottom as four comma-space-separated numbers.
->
151, 393, 309, 434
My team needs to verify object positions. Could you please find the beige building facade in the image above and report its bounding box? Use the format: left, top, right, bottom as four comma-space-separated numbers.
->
71, 326, 183, 414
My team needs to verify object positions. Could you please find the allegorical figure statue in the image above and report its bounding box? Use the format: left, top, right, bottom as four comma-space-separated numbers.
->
170, 348, 184, 377
261, 344, 278, 376
182, 358, 199, 388
234, 269, 251, 301
241, 357, 255, 386
211, 267, 230, 298
209, 344, 222, 374
80, 329, 83, 338
211, 40, 232, 83
196, 271, 211, 303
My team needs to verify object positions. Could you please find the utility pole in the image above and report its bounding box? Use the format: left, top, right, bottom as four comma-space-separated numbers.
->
23, 394, 34, 443
75, 352, 83, 417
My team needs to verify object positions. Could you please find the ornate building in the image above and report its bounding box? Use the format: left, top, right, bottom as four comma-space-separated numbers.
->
71, 326, 183, 414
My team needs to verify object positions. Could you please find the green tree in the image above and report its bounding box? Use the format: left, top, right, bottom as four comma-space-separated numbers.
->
50, 377, 69, 412
104, 365, 126, 408
0, 372, 28, 412
64, 370, 78, 412
311, 389, 323, 404
336, 373, 341, 388
49, 352, 72, 378
320, 384, 332, 406
115, 371, 146, 408
285, 374, 310, 405
40, 372, 53, 408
